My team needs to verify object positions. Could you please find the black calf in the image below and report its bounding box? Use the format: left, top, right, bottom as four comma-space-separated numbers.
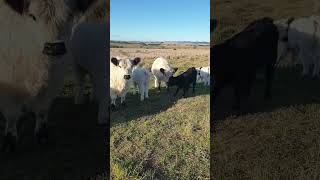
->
168, 67, 197, 97
212, 17, 279, 110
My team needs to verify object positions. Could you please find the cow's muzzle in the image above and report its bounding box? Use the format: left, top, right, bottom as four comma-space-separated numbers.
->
42, 41, 67, 56
124, 75, 131, 80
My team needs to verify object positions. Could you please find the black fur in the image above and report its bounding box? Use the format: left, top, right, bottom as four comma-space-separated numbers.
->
168, 67, 197, 97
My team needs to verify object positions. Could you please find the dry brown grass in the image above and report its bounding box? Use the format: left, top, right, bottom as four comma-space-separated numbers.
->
111, 46, 210, 70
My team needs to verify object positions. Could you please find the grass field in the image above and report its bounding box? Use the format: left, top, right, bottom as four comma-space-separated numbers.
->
110, 45, 210, 179
212, 0, 320, 179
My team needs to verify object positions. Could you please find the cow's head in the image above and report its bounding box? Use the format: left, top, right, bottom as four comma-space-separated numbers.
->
160, 67, 178, 82
111, 57, 141, 80
5, 0, 96, 56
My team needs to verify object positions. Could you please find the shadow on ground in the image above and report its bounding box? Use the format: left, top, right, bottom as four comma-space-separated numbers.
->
213, 66, 320, 122
0, 97, 106, 179
111, 83, 210, 127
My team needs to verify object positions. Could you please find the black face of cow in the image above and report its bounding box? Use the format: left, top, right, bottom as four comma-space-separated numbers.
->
42, 41, 67, 56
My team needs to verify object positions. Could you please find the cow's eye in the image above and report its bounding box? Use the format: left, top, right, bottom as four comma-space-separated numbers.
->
29, 14, 37, 21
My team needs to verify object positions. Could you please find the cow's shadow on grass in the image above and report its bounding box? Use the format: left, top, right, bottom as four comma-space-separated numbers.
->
111, 83, 210, 127
214, 65, 320, 121
0, 97, 106, 179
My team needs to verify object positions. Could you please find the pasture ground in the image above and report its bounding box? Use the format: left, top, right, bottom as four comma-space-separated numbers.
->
212, 0, 320, 179
110, 44, 210, 179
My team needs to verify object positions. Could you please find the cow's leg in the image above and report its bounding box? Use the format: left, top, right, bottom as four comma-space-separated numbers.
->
155, 77, 161, 91
312, 58, 320, 78
120, 92, 127, 106
2, 109, 21, 152
92, 71, 108, 124
74, 64, 87, 105
264, 65, 274, 100
182, 88, 187, 97
133, 82, 138, 95
139, 82, 145, 101
233, 82, 241, 110
174, 87, 180, 97
34, 110, 49, 144
145, 80, 149, 99
300, 53, 310, 77
192, 81, 196, 93
165, 82, 170, 92
184, 86, 190, 97
110, 95, 116, 110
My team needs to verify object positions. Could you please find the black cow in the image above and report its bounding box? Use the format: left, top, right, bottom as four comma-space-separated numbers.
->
212, 17, 279, 110
168, 67, 197, 97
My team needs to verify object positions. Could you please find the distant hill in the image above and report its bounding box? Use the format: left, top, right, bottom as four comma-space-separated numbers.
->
111, 40, 209, 46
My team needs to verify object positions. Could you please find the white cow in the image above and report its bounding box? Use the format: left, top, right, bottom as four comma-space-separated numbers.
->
132, 66, 150, 101
196, 66, 210, 86
0, 0, 95, 151
151, 57, 178, 91
110, 57, 140, 108
275, 16, 320, 78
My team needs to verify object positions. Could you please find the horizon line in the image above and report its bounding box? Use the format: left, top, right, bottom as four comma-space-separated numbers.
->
110, 39, 210, 43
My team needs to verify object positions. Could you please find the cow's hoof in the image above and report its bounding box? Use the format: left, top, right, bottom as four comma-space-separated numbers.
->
36, 124, 48, 145
1, 133, 16, 152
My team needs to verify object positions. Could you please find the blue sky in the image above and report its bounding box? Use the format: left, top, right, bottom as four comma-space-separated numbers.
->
110, 0, 210, 42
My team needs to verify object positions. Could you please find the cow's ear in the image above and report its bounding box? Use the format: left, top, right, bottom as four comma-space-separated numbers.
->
75, 0, 96, 13
160, 68, 165, 74
132, 57, 141, 66
111, 57, 119, 66
5, 0, 24, 15
173, 68, 178, 73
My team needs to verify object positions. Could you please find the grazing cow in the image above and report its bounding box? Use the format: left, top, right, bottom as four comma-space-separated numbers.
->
167, 67, 197, 97
151, 57, 178, 91
0, 0, 96, 151
70, 10, 108, 125
196, 66, 210, 86
275, 16, 320, 78
212, 17, 279, 110
110, 57, 140, 109
132, 66, 150, 101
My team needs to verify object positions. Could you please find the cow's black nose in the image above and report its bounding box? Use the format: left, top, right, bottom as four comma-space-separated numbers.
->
43, 41, 66, 56
124, 75, 131, 80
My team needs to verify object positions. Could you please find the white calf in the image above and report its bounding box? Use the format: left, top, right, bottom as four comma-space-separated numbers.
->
110, 57, 140, 108
151, 57, 178, 91
276, 16, 320, 77
196, 66, 210, 86
132, 66, 150, 101
70, 21, 109, 125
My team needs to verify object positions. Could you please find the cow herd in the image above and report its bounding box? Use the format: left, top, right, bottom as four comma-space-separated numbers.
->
110, 56, 210, 109
212, 15, 320, 111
